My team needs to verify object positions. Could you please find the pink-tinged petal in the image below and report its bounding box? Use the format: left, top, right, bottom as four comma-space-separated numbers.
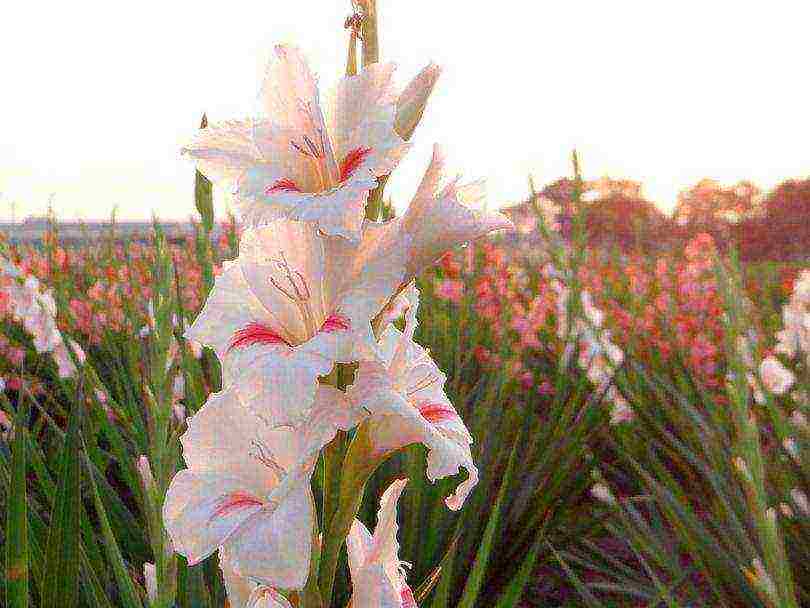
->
339, 147, 374, 182
184, 260, 282, 371
400, 145, 513, 283
239, 222, 329, 342
228, 345, 334, 429
210, 492, 266, 520
351, 563, 403, 608
320, 313, 351, 333
223, 482, 315, 590
417, 402, 459, 424
400, 585, 418, 608
179, 387, 288, 495
259, 46, 334, 173
229, 322, 291, 351
247, 587, 294, 608
348, 480, 410, 608
367, 479, 408, 567
266, 178, 302, 194
181, 119, 264, 185
325, 221, 409, 358
239, 175, 375, 241
350, 327, 478, 511
327, 62, 410, 178
163, 471, 266, 566
347, 519, 374, 578
221, 555, 257, 608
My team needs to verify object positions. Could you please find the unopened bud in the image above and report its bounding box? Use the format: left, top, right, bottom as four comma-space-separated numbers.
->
143, 562, 157, 604
790, 488, 809, 515
750, 558, 778, 603
137, 455, 155, 494
783, 437, 799, 462
590, 483, 616, 505
733, 456, 752, 482
395, 63, 442, 141
790, 410, 807, 430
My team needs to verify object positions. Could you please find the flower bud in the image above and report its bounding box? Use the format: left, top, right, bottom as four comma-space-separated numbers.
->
791, 488, 809, 515
137, 455, 156, 495
143, 562, 157, 604
395, 63, 441, 141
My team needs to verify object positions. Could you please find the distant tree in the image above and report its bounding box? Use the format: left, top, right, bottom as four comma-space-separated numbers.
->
673, 179, 761, 227
584, 188, 673, 253
751, 178, 810, 261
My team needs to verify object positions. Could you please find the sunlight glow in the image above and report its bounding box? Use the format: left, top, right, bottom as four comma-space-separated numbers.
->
1, 0, 808, 219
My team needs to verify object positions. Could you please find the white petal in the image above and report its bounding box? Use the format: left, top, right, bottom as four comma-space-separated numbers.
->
223, 483, 315, 590
400, 145, 513, 282
368, 479, 408, 567
347, 519, 374, 577
247, 587, 294, 608
221, 555, 257, 608
180, 388, 281, 496
351, 563, 402, 608
163, 470, 266, 565
231, 346, 333, 428
239, 222, 329, 340
181, 119, 264, 185
351, 341, 478, 510
326, 221, 408, 358
258, 46, 331, 166
238, 173, 375, 241
184, 261, 272, 363
327, 62, 410, 177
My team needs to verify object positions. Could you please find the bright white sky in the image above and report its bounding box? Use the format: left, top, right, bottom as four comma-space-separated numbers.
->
2, 0, 809, 220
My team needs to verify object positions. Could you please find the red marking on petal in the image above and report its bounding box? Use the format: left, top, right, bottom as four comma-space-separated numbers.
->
265, 178, 302, 195
418, 402, 458, 425
209, 491, 264, 521
400, 585, 417, 608
229, 322, 291, 351
339, 147, 373, 182
320, 313, 351, 333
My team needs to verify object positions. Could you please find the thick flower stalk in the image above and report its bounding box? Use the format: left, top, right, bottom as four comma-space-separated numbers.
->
163, 25, 512, 607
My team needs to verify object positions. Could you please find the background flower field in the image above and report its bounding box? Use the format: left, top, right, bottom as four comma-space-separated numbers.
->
0, 154, 807, 607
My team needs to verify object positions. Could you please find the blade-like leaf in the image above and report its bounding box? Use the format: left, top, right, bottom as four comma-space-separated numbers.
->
84, 445, 144, 608
456, 428, 522, 608
40, 397, 84, 608
5, 396, 30, 608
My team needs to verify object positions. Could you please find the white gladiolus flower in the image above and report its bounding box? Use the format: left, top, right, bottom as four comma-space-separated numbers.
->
182, 45, 427, 241
759, 356, 795, 396
163, 381, 361, 589
347, 287, 478, 511
347, 479, 417, 608
186, 219, 405, 426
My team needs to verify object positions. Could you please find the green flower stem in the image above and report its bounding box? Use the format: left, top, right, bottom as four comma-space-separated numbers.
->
346, 31, 358, 77
318, 423, 381, 605
360, 0, 378, 68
